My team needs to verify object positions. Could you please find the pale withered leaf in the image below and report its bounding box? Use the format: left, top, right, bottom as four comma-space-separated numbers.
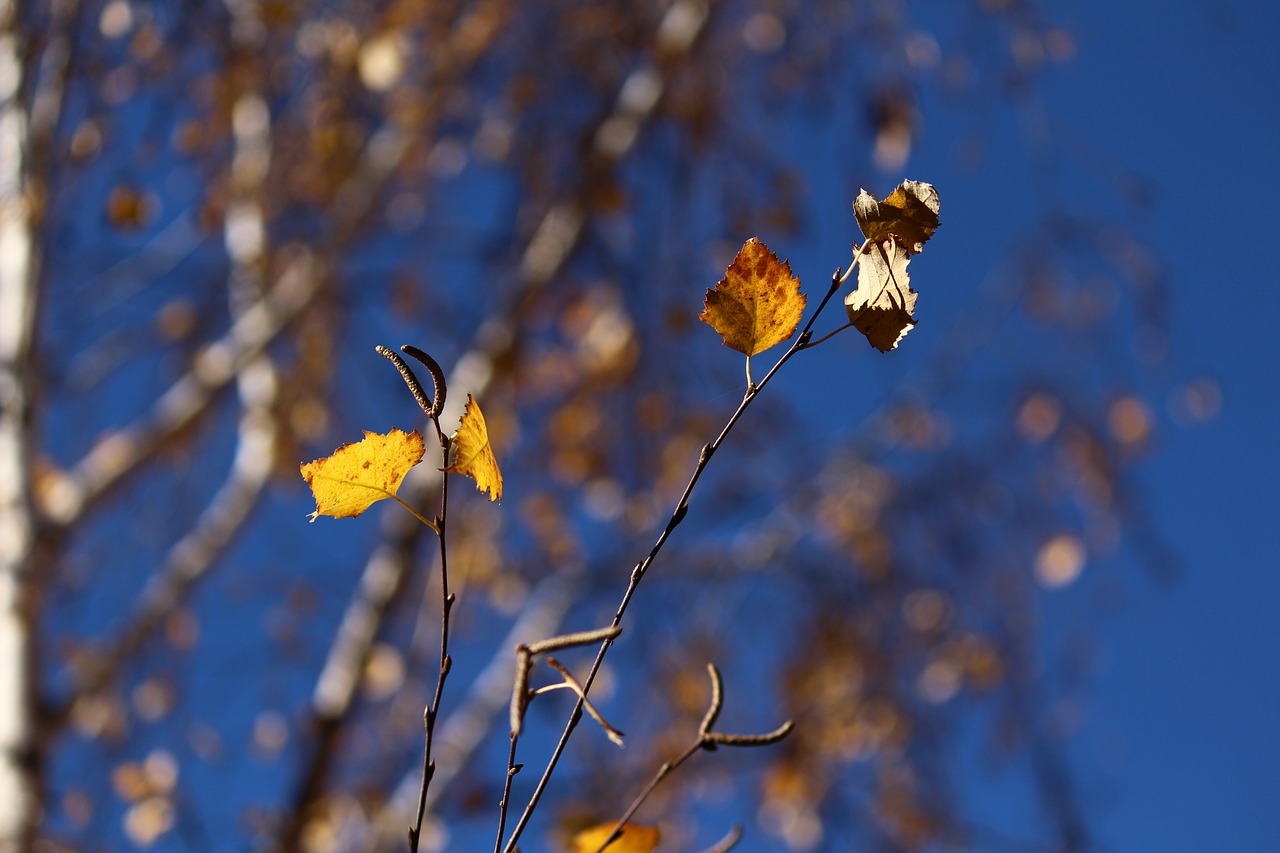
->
845, 239, 918, 352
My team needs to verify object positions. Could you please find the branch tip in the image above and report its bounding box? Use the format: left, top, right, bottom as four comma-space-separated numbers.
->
699, 663, 724, 736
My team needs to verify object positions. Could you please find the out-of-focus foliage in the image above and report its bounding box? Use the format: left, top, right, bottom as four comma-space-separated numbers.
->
0, 0, 1208, 851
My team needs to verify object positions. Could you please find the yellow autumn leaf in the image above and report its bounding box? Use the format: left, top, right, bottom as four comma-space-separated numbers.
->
853, 180, 940, 254
300, 428, 425, 521
700, 237, 806, 356
569, 822, 660, 853
845, 238, 919, 352
445, 394, 503, 502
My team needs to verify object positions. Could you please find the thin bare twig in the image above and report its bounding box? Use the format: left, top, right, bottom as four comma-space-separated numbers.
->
526, 625, 623, 656
497, 624, 624, 851
355, 569, 580, 852
409, 410, 451, 853
592, 663, 792, 853
500, 267, 844, 853
698, 663, 724, 736
540, 657, 625, 747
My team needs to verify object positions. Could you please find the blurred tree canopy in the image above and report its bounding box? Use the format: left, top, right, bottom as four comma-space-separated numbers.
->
0, 0, 1204, 851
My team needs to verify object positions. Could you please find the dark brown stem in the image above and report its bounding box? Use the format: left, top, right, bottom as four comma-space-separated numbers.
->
593, 664, 790, 853
408, 423, 451, 853
492, 734, 522, 853
593, 740, 704, 853
497, 269, 843, 852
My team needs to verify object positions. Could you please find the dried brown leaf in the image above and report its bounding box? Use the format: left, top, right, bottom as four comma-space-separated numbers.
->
853, 180, 940, 254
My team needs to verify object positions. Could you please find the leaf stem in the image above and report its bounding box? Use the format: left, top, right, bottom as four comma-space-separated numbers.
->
392, 495, 440, 534
801, 320, 855, 350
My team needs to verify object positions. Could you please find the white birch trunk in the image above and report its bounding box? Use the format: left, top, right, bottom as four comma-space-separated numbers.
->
0, 1, 39, 848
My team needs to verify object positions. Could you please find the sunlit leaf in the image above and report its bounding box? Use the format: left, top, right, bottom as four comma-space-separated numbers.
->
300, 428, 425, 521
700, 237, 806, 356
569, 822, 661, 853
446, 394, 503, 501
845, 239, 918, 352
853, 180, 939, 253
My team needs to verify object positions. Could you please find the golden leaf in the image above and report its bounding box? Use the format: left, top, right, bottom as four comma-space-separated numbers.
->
446, 394, 503, 502
853, 180, 940, 254
300, 428, 425, 521
700, 238, 806, 356
569, 822, 661, 853
845, 239, 918, 352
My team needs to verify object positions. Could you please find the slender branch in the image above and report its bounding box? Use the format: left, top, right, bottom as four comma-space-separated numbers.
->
703, 721, 794, 747
595, 740, 704, 853
593, 664, 791, 853
497, 623, 626, 846
542, 657, 625, 747
500, 266, 838, 852
526, 625, 623, 656
492, 733, 522, 853
408, 427, 451, 853
698, 663, 724, 736
802, 319, 855, 350
355, 570, 579, 852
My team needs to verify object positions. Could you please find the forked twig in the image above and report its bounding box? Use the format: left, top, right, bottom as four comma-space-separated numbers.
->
539, 658, 626, 747
499, 263, 845, 853
591, 664, 793, 853
497, 625, 624, 851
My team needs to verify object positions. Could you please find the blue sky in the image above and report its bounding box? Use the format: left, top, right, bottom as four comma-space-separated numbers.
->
1033, 2, 1280, 850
